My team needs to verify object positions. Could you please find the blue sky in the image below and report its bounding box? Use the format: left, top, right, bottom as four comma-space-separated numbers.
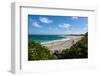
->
28, 15, 88, 35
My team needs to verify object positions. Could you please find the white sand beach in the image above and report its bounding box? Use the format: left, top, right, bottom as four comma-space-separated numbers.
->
42, 36, 83, 53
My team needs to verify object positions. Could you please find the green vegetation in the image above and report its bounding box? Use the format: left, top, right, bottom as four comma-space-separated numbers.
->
28, 41, 54, 60
61, 32, 88, 59
28, 32, 88, 60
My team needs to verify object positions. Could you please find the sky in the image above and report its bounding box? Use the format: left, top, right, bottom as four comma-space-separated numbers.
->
28, 15, 88, 35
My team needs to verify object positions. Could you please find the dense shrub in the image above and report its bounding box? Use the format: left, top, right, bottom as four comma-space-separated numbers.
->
28, 41, 54, 60
61, 32, 88, 59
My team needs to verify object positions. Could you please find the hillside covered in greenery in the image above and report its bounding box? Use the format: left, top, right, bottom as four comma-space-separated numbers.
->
28, 41, 54, 60
61, 32, 88, 59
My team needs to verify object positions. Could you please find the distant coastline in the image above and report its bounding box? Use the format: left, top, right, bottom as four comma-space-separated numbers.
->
28, 34, 67, 43
28, 34, 83, 43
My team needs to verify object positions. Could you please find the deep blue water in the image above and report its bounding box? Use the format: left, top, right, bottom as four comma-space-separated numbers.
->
28, 35, 66, 43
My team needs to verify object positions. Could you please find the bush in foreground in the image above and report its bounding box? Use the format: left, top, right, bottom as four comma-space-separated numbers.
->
61, 32, 88, 59
28, 41, 54, 60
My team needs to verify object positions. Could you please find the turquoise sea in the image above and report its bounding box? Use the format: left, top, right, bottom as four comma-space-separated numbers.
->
28, 35, 68, 43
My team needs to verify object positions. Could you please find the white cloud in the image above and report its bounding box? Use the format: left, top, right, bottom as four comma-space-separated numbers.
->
39, 17, 53, 23
72, 16, 79, 20
58, 23, 71, 29
32, 22, 42, 28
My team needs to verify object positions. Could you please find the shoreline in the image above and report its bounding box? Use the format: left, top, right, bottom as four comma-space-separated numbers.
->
42, 36, 83, 53
41, 38, 70, 45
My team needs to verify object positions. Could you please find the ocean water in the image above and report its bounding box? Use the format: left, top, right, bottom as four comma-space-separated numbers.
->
28, 35, 68, 43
